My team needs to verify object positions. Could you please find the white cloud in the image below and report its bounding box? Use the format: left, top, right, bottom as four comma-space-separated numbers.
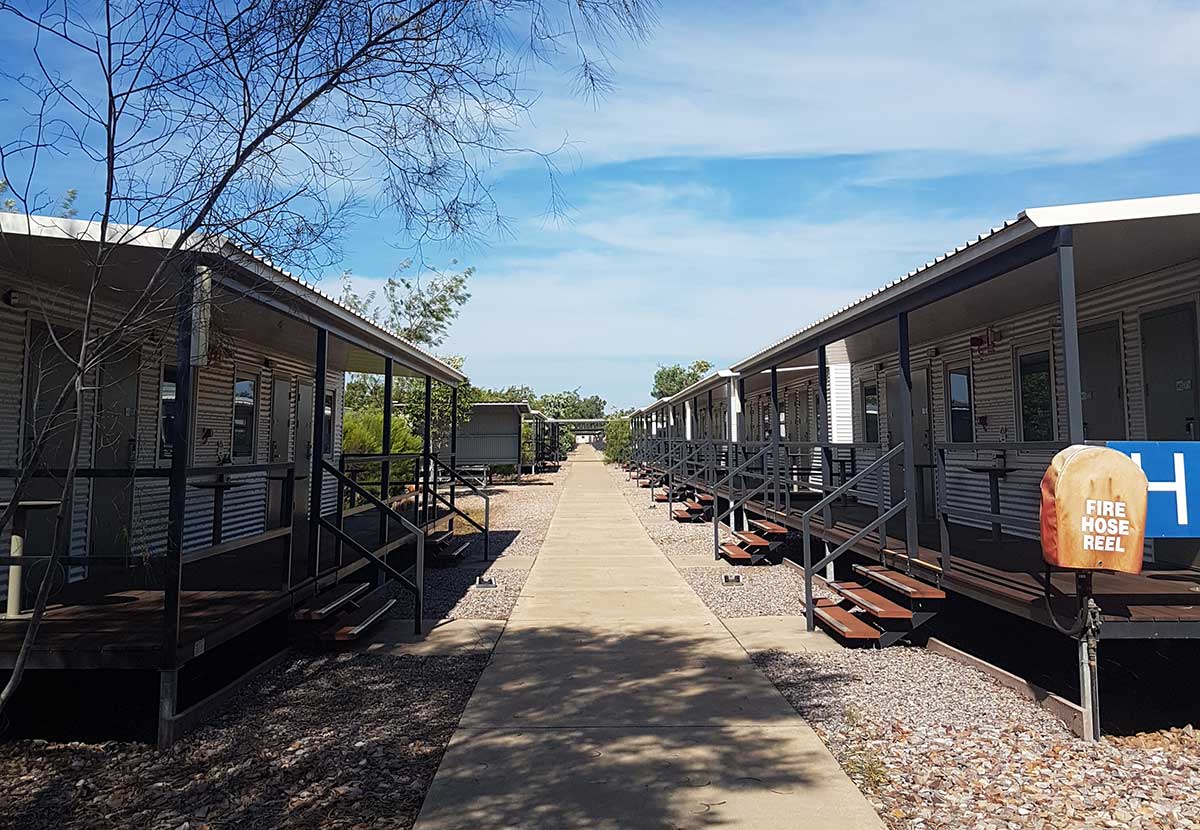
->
515, 0, 1200, 168
425, 181, 991, 407
348, 1, 1200, 408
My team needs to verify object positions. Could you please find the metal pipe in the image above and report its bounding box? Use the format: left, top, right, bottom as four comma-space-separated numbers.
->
897, 312, 919, 565
308, 328, 328, 581
380, 357, 393, 551
1056, 226, 1085, 444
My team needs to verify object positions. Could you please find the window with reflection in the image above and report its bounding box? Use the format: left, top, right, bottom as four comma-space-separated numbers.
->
946, 367, 973, 443
233, 373, 258, 460
1018, 349, 1054, 441
862, 383, 880, 444
323, 390, 335, 456
159, 365, 177, 459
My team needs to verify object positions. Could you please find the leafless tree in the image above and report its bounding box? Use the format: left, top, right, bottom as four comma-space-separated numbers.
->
0, 0, 654, 718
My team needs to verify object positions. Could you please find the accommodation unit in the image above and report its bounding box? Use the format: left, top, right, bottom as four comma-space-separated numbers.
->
452, 401, 531, 469
631, 194, 1200, 738
0, 215, 479, 746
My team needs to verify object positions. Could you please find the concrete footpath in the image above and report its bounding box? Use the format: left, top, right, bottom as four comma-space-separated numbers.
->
414, 446, 884, 829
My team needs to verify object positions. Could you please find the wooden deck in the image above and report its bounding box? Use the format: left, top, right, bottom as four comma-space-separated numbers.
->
759, 497, 1200, 638
0, 589, 291, 670
0, 501, 440, 671
668, 469, 1200, 639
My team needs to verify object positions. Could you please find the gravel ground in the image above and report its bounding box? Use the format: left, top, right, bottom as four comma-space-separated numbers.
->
458, 464, 570, 559
609, 466, 736, 559
680, 565, 836, 617
756, 647, 1200, 830
392, 567, 528, 620
1, 651, 486, 830
390, 465, 567, 620
611, 466, 837, 616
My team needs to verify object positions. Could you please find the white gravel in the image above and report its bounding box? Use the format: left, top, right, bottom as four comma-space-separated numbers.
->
681, 565, 836, 617
455, 463, 570, 559
756, 647, 1200, 830
392, 567, 527, 620
611, 466, 836, 617
610, 466, 736, 559
1, 652, 486, 830
393, 464, 568, 620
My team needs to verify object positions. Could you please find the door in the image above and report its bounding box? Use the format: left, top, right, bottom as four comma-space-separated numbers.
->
90, 346, 140, 559
887, 368, 931, 513
266, 377, 291, 528
1142, 305, 1199, 440
1141, 305, 1200, 568
1079, 321, 1126, 440
22, 321, 83, 575
289, 382, 314, 582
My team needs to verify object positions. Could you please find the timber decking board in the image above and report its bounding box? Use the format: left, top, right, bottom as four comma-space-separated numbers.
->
0, 589, 288, 668
741, 496, 1200, 630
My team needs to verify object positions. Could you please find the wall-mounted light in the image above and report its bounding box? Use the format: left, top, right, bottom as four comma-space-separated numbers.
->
4, 289, 27, 308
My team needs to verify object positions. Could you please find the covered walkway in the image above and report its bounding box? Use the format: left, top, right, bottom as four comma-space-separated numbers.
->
414, 445, 883, 829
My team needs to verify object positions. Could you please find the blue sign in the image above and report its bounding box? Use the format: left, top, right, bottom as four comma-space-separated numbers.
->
1108, 442, 1200, 538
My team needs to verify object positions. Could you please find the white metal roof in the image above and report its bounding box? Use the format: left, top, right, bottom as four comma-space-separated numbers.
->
0, 213, 467, 384
667, 369, 737, 406
475, 401, 533, 414
731, 192, 1200, 374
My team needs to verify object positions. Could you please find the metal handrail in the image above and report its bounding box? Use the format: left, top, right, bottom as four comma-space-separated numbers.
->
801, 443, 905, 520
321, 459, 424, 634
800, 443, 906, 633
711, 444, 773, 561
932, 440, 1068, 452
431, 455, 491, 559
665, 440, 706, 515
339, 452, 424, 462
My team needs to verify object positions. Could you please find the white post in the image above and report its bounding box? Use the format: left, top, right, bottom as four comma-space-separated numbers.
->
728, 377, 741, 443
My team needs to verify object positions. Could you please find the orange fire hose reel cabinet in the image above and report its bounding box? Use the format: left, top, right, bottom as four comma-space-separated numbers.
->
1040, 445, 1149, 574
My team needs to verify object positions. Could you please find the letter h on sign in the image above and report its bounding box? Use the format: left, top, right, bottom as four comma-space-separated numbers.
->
1109, 442, 1199, 538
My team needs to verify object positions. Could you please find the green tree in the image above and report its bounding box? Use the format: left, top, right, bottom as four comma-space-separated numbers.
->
603, 417, 632, 464
338, 261, 472, 349
338, 268, 478, 447
651, 360, 713, 399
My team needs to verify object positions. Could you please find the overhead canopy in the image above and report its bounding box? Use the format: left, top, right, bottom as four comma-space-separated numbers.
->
732, 193, 1200, 375
0, 213, 467, 384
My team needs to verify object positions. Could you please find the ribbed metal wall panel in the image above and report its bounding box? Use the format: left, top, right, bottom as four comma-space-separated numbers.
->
0, 263, 361, 596
847, 257, 1200, 542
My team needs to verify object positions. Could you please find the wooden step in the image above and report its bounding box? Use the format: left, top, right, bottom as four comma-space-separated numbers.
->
294, 582, 371, 621
852, 564, 946, 600
326, 596, 398, 641
828, 581, 913, 620
430, 538, 470, 561
720, 543, 754, 563
734, 531, 770, 548
653, 491, 670, 502
749, 518, 787, 535
812, 598, 880, 641
672, 508, 697, 522
695, 493, 714, 504
684, 500, 704, 512
426, 529, 453, 546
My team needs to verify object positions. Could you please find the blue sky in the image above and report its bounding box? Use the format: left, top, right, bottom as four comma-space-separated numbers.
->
343, 0, 1200, 409
7, 1, 1200, 409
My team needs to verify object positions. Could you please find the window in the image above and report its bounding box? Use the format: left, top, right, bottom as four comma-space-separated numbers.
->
322, 390, 335, 457
232, 372, 258, 460
159, 365, 178, 460
1018, 348, 1054, 441
946, 366, 974, 443
862, 383, 880, 444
